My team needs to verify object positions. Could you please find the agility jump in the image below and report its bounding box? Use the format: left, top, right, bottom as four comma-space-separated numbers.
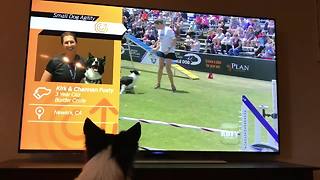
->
120, 97, 277, 152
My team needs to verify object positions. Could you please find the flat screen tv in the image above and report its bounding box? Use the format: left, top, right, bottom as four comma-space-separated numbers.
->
19, 0, 279, 154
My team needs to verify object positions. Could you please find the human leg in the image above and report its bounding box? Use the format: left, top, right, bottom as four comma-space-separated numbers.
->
165, 59, 176, 92
155, 57, 165, 88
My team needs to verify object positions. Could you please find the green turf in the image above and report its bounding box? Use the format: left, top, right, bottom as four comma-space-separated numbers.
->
119, 60, 277, 151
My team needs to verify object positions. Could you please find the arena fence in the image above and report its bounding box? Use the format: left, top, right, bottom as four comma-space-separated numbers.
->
121, 44, 276, 81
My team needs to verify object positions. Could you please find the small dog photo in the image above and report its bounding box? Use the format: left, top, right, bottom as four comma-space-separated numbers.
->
84, 53, 106, 84
120, 70, 141, 94
75, 118, 141, 180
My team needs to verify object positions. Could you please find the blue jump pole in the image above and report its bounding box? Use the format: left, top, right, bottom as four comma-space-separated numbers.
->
242, 95, 279, 143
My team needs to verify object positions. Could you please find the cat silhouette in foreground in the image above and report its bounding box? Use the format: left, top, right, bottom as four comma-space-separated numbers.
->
75, 118, 141, 180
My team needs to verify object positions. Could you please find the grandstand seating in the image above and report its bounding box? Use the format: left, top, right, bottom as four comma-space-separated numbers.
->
124, 8, 275, 59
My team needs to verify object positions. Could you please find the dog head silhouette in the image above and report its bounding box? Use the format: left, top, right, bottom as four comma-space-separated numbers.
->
76, 118, 141, 180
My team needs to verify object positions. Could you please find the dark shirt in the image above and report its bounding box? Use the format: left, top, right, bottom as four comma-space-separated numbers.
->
232, 38, 242, 49
123, 10, 130, 19
181, 13, 188, 21
46, 54, 86, 83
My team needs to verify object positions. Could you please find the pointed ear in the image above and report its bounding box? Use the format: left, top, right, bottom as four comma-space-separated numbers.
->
125, 122, 141, 143
83, 118, 105, 136
88, 53, 94, 58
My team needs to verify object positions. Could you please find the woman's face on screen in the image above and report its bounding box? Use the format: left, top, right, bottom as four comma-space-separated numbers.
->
62, 35, 77, 53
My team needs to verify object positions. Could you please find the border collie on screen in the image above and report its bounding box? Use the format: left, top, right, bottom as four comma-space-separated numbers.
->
120, 70, 141, 94
75, 118, 141, 180
84, 53, 106, 84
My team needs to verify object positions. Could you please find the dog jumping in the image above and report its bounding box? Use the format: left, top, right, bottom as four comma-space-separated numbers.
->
120, 70, 141, 94
75, 118, 141, 180
84, 53, 106, 84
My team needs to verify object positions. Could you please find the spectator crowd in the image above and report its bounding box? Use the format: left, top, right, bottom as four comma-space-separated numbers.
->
123, 8, 276, 60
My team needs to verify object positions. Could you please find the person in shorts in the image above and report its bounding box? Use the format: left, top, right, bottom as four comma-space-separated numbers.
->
152, 19, 177, 92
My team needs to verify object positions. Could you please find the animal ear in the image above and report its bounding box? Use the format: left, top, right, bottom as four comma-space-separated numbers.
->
83, 118, 108, 160
83, 118, 105, 136
88, 53, 94, 58
125, 122, 141, 143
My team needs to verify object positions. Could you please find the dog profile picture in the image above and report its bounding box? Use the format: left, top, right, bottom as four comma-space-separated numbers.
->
75, 118, 141, 180
84, 53, 106, 84
34, 31, 114, 84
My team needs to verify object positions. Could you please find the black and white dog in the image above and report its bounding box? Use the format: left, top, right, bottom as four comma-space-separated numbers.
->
84, 53, 106, 84
76, 118, 141, 180
120, 70, 141, 94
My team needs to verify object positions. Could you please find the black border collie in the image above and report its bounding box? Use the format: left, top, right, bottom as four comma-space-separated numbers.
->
75, 118, 141, 180
84, 53, 106, 84
120, 70, 141, 94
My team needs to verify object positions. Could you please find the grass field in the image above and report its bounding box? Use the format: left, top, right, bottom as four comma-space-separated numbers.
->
119, 60, 276, 152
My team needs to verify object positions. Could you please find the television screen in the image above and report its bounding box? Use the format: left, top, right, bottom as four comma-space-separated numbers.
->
19, 0, 279, 153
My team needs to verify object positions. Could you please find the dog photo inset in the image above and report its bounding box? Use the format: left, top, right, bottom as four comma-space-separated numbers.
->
34, 30, 114, 84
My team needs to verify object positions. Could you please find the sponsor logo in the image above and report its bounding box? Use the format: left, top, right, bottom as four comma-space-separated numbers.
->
205, 59, 222, 69
227, 63, 250, 72
177, 53, 201, 65
149, 54, 158, 64
95, 22, 108, 33
141, 53, 158, 65
121, 45, 144, 62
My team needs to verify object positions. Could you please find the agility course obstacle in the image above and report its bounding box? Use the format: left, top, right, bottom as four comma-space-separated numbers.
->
123, 33, 199, 80
172, 64, 199, 80
124, 34, 153, 52
120, 116, 239, 135
241, 95, 278, 152
120, 95, 278, 151
240, 79, 278, 151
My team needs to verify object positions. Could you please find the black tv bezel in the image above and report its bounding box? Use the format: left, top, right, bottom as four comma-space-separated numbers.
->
18, 0, 280, 157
